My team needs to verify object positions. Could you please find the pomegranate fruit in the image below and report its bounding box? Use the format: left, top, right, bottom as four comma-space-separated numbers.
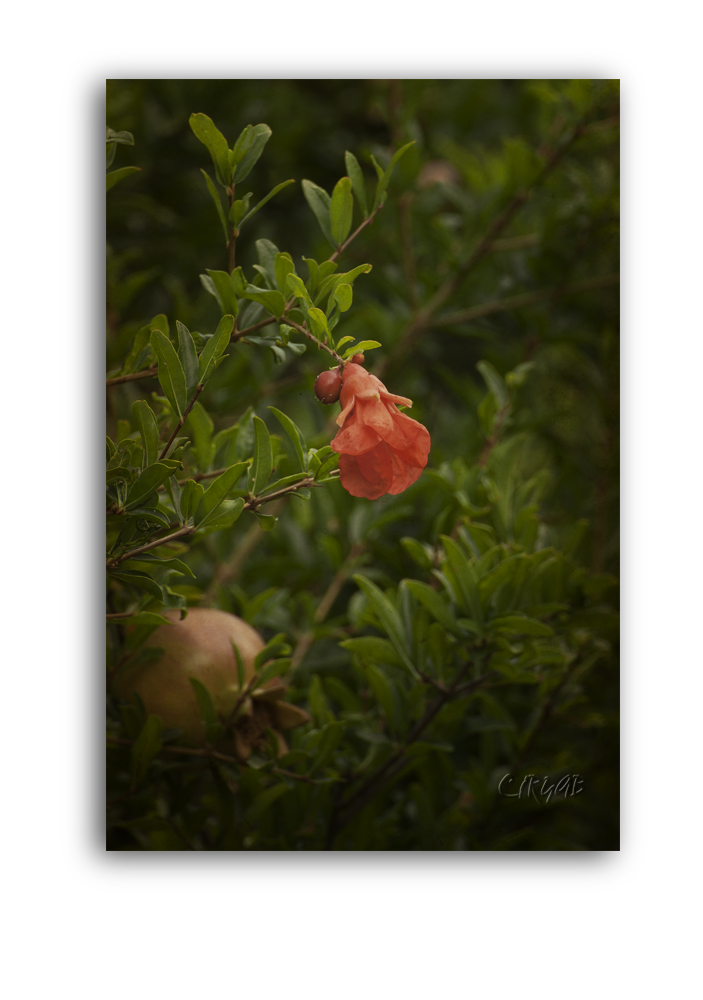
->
113, 608, 309, 758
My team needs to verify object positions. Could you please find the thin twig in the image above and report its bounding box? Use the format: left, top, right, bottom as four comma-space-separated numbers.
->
106, 367, 158, 387
107, 525, 195, 568
159, 383, 205, 460
285, 320, 345, 364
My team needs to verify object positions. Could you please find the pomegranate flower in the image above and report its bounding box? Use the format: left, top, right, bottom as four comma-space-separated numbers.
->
330, 362, 431, 499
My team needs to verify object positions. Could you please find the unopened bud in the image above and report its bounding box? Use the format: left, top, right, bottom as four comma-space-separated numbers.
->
350, 353, 365, 366
314, 369, 342, 404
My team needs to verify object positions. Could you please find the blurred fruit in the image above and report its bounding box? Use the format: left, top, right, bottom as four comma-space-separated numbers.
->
114, 608, 309, 758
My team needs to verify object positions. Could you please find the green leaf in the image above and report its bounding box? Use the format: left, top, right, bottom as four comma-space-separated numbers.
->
440, 535, 483, 626
231, 124, 255, 164
268, 407, 307, 472
286, 272, 312, 307
204, 269, 239, 317
334, 284, 353, 313
307, 307, 330, 343
313, 451, 339, 481
315, 263, 372, 304
339, 636, 405, 667
364, 663, 397, 730
308, 721, 345, 775
274, 253, 296, 299
195, 463, 248, 527
189, 677, 218, 726
477, 359, 509, 409
125, 462, 180, 509
372, 141, 415, 212
242, 285, 285, 318
131, 714, 164, 784
403, 579, 459, 633
262, 472, 309, 494
198, 314, 233, 382
106, 166, 140, 192
180, 479, 205, 522
106, 128, 135, 146
176, 321, 200, 397
342, 340, 382, 359
198, 497, 245, 530
111, 611, 174, 628
186, 401, 215, 472
231, 641, 246, 692
189, 113, 231, 186
250, 416, 273, 494
254, 512, 277, 531
303, 257, 319, 293
253, 657, 291, 689
229, 193, 253, 228
330, 176, 353, 245
131, 400, 160, 469
121, 507, 171, 529
232, 123, 272, 183
150, 330, 187, 419
238, 179, 295, 230
345, 150, 369, 218
302, 179, 335, 248
110, 570, 165, 602
491, 615, 555, 637
352, 575, 417, 677
199, 169, 229, 242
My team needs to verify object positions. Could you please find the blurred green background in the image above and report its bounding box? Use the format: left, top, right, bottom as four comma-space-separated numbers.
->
107, 79, 619, 850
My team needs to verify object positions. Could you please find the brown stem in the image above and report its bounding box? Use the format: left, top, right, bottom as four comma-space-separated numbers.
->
107, 525, 195, 568
159, 383, 205, 461
106, 366, 158, 387
285, 320, 345, 364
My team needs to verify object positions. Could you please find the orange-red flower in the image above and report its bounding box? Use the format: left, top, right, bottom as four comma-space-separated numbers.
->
330, 362, 431, 499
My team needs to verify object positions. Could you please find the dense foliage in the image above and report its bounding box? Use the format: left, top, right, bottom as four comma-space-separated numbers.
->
106, 79, 619, 851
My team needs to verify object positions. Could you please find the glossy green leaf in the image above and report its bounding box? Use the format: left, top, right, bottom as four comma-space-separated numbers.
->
268, 407, 307, 472
189, 677, 218, 726
274, 252, 296, 297
150, 330, 187, 419
232, 123, 272, 183
189, 113, 231, 186
352, 575, 417, 677
196, 463, 248, 526
330, 176, 353, 245
230, 124, 255, 164
242, 285, 285, 318
253, 656, 291, 689
131, 400, 160, 469
342, 340, 382, 359
345, 150, 369, 218
301, 179, 335, 248
307, 307, 329, 343
176, 321, 200, 397
403, 579, 458, 633
238, 179, 295, 229
254, 512, 277, 531
110, 570, 165, 603
372, 140, 415, 211
199, 169, 229, 242
112, 611, 174, 627
125, 462, 179, 509
180, 479, 205, 522
198, 314, 234, 382
186, 401, 215, 472
204, 269, 239, 316
315, 263, 372, 303
106, 128, 135, 146
286, 272, 312, 307
250, 416, 273, 494
313, 451, 339, 481
440, 535, 483, 626
106, 166, 140, 191
198, 497, 245, 530
334, 283, 353, 312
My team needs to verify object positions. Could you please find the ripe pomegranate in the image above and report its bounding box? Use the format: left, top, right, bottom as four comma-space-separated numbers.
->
314, 368, 342, 404
113, 608, 309, 759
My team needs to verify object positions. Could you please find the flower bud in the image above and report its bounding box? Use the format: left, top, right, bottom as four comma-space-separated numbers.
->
314, 369, 342, 404
350, 353, 365, 366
